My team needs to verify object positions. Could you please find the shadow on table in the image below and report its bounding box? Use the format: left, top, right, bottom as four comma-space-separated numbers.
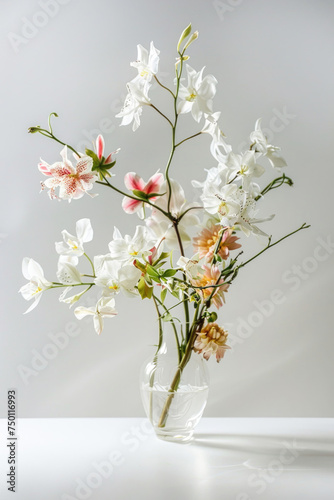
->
191, 432, 334, 470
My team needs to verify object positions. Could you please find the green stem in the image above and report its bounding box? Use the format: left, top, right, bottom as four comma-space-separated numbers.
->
154, 75, 175, 98
154, 294, 181, 362
178, 205, 204, 222
32, 128, 80, 157
228, 223, 310, 284
157, 301, 204, 428
96, 176, 172, 220
84, 253, 95, 276
152, 295, 164, 353
172, 221, 190, 338
51, 282, 94, 287
150, 104, 173, 128
175, 132, 202, 148
255, 174, 293, 201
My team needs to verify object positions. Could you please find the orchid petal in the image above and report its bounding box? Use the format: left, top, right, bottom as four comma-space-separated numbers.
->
76, 218, 93, 243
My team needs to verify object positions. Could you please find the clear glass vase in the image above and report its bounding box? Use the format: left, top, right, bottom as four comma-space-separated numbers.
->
140, 326, 209, 443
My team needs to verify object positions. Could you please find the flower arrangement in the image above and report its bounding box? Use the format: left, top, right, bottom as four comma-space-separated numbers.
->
21, 24, 309, 437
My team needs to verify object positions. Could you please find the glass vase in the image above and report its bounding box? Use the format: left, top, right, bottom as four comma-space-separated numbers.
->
140, 325, 209, 443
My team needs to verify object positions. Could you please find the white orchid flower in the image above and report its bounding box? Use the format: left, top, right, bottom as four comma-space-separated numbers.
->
225, 151, 265, 191
199, 168, 242, 226
19, 258, 52, 313
250, 119, 287, 169
58, 286, 90, 307
55, 219, 93, 264
108, 226, 155, 263
237, 195, 275, 237
130, 41, 160, 82
94, 256, 141, 298
116, 80, 151, 131
201, 112, 221, 138
199, 113, 232, 162
74, 297, 117, 335
178, 65, 218, 122
56, 262, 82, 285
145, 179, 200, 249
177, 254, 203, 280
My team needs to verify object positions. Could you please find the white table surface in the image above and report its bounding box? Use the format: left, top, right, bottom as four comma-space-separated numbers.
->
0, 418, 333, 500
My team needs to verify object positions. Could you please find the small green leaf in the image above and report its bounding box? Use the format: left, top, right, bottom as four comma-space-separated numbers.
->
146, 265, 159, 278
85, 149, 101, 170
103, 160, 116, 169
162, 312, 172, 322
132, 190, 149, 201
146, 191, 166, 199
160, 287, 167, 304
137, 277, 153, 300
163, 269, 177, 278
159, 252, 171, 261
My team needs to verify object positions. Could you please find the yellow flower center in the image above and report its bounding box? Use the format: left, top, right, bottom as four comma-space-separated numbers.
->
129, 250, 138, 256
33, 286, 42, 296
239, 165, 248, 175
109, 283, 119, 291
68, 240, 78, 250
140, 69, 149, 78
187, 91, 197, 102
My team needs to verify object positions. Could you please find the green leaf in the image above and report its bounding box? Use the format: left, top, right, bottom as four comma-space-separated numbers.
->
163, 269, 177, 278
162, 312, 172, 322
146, 265, 159, 278
103, 160, 116, 169
159, 252, 171, 261
137, 277, 153, 300
132, 190, 149, 201
160, 287, 167, 304
85, 149, 101, 170
146, 191, 166, 199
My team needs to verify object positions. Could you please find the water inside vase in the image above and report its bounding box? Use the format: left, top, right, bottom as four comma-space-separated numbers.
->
141, 382, 209, 438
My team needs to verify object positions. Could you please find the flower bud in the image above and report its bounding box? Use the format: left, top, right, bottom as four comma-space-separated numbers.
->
177, 23, 192, 52
183, 31, 199, 51
28, 126, 41, 134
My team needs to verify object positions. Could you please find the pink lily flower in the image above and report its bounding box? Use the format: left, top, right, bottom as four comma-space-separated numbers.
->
38, 146, 97, 201
122, 171, 164, 214
95, 135, 119, 166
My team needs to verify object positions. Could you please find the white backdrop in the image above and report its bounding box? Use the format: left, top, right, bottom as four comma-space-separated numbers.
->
1, 0, 333, 418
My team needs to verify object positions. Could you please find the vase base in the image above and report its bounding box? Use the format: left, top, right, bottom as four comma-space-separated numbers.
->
154, 427, 194, 444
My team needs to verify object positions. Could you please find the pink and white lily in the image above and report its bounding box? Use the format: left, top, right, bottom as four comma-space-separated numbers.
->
122, 171, 164, 215
39, 146, 97, 201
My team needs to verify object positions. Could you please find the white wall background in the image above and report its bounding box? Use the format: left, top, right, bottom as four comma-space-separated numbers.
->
1, 0, 333, 418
